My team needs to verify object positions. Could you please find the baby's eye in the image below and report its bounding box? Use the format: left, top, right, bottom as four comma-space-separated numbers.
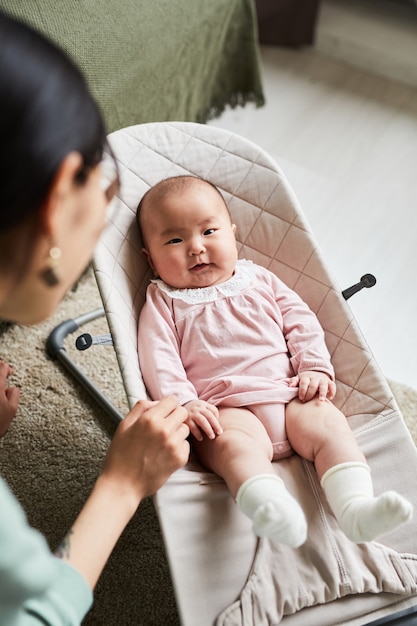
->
203, 228, 216, 236
166, 237, 182, 245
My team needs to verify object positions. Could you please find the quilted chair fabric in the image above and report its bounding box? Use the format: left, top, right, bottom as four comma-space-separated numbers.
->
94, 122, 417, 626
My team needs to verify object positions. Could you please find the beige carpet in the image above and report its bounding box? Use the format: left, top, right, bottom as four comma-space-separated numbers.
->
1, 267, 416, 625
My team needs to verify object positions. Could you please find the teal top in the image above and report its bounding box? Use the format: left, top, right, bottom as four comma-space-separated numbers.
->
0, 477, 92, 625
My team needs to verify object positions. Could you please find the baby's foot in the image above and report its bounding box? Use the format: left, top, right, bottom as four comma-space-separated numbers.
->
252, 496, 307, 547
342, 491, 413, 543
237, 474, 307, 547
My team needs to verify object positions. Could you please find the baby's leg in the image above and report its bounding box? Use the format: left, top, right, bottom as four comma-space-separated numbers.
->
286, 398, 413, 542
193, 407, 307, 547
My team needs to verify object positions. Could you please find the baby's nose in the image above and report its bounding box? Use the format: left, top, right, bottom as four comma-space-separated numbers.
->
189, 238, 205, 255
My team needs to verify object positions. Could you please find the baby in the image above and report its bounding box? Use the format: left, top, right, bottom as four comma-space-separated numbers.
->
137, 174, 412, 547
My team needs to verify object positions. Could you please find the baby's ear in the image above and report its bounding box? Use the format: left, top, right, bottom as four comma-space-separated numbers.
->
141, 248, 158, 276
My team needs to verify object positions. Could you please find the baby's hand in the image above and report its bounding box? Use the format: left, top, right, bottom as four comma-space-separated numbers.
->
183, 400, 223, 442
289, 371, 336, 402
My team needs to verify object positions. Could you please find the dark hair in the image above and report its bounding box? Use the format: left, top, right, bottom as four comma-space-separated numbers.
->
0, 12, 107, 232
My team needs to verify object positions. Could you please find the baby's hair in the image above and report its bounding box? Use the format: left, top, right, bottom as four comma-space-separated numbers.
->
136, 175, 230, 240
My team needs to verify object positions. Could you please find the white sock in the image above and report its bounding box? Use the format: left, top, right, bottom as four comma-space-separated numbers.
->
236, 474, 307, 547
321, 462, 413, 543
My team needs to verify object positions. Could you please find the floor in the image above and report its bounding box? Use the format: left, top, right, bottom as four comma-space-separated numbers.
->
209, 3, 417, 390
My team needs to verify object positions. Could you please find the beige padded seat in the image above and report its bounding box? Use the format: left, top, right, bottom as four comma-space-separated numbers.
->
94, 122, 417, 626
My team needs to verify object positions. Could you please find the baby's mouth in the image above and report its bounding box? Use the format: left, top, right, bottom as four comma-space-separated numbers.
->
190, 263, 208, 271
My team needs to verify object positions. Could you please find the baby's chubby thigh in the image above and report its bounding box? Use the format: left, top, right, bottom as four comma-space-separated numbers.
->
285, 397, 353, 466
218, 406, 274, 455
192, 406, 274, 496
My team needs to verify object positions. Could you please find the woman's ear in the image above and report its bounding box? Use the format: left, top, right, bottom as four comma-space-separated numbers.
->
40, 151, 83, 236
232, 223, 237, 235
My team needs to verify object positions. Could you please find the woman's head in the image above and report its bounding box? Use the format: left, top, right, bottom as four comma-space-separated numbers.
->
0, 13, 115, 324
137, 176, 238, 289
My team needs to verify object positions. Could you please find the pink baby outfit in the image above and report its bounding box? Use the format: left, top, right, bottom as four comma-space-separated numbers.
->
138, 259, 334, 459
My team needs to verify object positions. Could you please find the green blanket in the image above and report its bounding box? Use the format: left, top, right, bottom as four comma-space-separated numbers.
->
1, 0, 264, 132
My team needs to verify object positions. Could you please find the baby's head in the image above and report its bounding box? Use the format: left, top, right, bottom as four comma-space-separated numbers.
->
137, 175, 237, 289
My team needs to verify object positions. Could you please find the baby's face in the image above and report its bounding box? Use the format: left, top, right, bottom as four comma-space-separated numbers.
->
142, 182, 238, 289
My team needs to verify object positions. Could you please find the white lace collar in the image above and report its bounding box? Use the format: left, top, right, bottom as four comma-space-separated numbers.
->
152, 259, 256, 304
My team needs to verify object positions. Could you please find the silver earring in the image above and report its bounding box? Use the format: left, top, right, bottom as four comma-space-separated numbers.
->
40, 246, 62, 287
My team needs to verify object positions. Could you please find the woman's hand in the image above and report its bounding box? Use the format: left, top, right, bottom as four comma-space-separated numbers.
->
288, 371, 336, 402
101, 395, 190, 503
0, 361, 20, 438
183, 399, 223, 442
59, 395, 190, 589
